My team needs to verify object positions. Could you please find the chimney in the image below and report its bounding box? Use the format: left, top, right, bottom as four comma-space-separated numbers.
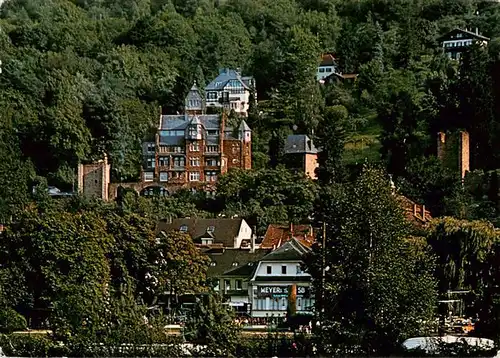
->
422, 205, 426, 221
476, 28, 479, 35
290, 222, 294, 234
219, 111, 226, 150
437, 132, 446, 161
250, 226, 257, 254
459, 131, 470, 180
413, 204, 417, 218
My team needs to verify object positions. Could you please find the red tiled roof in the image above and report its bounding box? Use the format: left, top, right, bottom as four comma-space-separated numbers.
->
261, 224, 315, 249
320, 53, 337, 66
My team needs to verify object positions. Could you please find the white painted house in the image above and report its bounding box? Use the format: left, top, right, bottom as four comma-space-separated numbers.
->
205, 68, 256, 116
439, 28, 490, 61
317, 53, 339, 82
248, 238, 315, 318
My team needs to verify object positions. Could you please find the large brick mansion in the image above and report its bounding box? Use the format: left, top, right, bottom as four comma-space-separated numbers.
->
78, 73, 254, 200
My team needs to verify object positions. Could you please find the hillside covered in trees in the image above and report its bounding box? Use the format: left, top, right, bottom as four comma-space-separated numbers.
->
4, 0, 500, 355
1, 0, 500, 215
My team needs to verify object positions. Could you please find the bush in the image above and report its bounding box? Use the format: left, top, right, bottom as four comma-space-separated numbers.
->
236, 333, 315, 358
0, 307, 27, 333
0, 334, 69, 357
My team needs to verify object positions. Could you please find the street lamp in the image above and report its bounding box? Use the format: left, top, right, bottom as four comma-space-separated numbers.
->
314, 221, 329, 327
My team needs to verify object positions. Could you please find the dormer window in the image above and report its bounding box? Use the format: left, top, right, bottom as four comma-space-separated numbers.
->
180, 225, 188, 232
207, 226, 215, 233
202, 238, 214, 245
210, 262, 216, 267
232, 262, 239, 267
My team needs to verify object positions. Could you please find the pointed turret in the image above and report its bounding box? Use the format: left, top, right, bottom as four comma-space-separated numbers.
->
185, 81, 205, 115
239, 120, 251, 142
187, 115, 203, 140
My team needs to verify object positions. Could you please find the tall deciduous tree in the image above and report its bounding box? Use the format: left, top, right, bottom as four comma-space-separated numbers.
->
216, 167, 318, 233
155, 230, 209, 311
305, 167, 437, 355
426, 217, 499, 294
316, 105, 348, 184
185, 294, 240, 356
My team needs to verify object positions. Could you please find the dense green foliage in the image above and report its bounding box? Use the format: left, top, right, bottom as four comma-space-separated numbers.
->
305, 168, 437, 355
4, 0, 500, 355
185, 294, 240, 356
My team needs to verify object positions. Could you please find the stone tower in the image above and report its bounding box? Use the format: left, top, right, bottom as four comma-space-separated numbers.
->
436, 131, 470, 180
77, 154, 111, 200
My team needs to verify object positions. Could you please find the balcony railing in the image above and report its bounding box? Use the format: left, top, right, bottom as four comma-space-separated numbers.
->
205, 146, 220, 154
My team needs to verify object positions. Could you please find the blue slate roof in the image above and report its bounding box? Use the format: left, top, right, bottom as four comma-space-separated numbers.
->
259, 238, 311, 262
158, 114, 237, 144
185, 82, 205, 112
160, 114, 220, 130
285, 135, 318, 154
205, 68, 254, 91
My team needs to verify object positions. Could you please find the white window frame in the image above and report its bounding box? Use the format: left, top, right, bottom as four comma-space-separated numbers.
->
159, 172, 168, 182
144, 172, 154, 182
190, 142, 200, 152
189, 172, 200, 182
296, 265, 303, 274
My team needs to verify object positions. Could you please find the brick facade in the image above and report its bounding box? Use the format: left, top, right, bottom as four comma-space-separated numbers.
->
79, 83, 253, 201
304, 153, 318, 180
137, 83, 252, 197
436, 130, 470, 180
459, 131, 470, 180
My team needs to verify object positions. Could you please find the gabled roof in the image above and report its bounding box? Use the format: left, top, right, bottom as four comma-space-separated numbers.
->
205, 68, 254, 91
190, 115, 202, 125
285, 135, 318, 154
319, 53, 337, 67
156, 218, 245, 248
238, 120, 251, 132
193, 230, 215, 241
261, 224, 315, 249
438, 28, 490, 42
206, 249, 271, 278
259, 238, 311, 262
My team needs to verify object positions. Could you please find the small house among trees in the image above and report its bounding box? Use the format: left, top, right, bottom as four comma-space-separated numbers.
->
439, 28, 490, 60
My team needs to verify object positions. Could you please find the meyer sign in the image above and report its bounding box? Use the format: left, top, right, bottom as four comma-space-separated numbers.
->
257, 285, 310, 298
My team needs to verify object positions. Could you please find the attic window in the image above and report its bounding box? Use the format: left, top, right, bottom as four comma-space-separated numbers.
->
202, 238, 214, 245
180, 225, 188, 232
210, 262, 216, 267
232, 262, 239, 267
207, 226, 215, 233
